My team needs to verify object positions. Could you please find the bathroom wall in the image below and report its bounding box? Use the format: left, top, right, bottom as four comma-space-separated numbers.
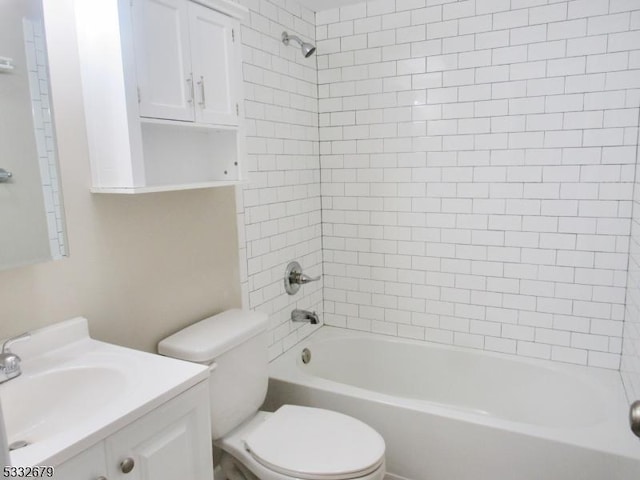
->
4, 0, 637, 374
622, 131, 640, 401
317, 0, 640, 368
237, 0, 323, 359
0, 0, 242, 353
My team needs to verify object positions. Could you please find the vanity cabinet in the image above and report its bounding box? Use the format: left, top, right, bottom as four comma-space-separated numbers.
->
74, 0, 247, 194
52, 444, 106, 480
54, 382, 213, 480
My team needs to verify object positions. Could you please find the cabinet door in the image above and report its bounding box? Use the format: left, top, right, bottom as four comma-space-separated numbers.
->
188, 2, 239, 126
131, 0, 195, 121
105, 384, 213, 480
53, 443, 107, 480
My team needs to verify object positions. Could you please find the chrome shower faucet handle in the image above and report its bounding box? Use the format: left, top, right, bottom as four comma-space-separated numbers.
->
284, 261, 321, 295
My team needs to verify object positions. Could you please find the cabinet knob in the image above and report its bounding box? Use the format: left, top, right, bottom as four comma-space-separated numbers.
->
95, 477, 108, 480
120, 457, 135, 474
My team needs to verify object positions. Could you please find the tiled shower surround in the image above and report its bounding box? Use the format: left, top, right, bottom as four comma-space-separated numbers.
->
622, 135, 640, 399
237, 0, 640, 394
317, 0, 640, 370
237, 0, 323, 360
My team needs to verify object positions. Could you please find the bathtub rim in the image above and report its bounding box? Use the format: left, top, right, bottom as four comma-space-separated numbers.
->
268, 326, 640, 462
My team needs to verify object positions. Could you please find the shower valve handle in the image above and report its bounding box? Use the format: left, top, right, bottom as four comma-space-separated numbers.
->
290, 271, 320, 285
284, 261, 321, 295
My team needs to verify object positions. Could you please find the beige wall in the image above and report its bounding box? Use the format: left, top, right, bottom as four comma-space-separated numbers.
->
0, 0, 242, 353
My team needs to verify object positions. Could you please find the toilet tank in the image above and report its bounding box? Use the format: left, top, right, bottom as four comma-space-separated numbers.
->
158, 309, 269, 439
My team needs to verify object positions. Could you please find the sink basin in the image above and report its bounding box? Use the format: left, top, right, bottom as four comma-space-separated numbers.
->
0, 317, 209, 467
2, 367, 127, 445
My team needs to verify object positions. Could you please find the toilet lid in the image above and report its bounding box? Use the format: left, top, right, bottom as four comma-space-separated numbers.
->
244, 405, 385, 480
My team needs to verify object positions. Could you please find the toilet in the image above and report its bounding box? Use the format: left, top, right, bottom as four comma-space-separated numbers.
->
158, 309, 386, 480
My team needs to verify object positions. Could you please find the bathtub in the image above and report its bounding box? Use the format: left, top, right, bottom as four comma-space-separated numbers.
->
266, 327, 640, 480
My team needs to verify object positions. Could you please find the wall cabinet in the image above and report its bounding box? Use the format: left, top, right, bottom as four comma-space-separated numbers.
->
54, 382, 213, 480
133, 0, 240, 126
74, 0, 247, 194
187, 2, 240, 126
132, 0, 194, 122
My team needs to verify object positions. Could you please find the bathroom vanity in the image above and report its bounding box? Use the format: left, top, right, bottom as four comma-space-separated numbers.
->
54, 384, 211, 480
0, 318, 213, 480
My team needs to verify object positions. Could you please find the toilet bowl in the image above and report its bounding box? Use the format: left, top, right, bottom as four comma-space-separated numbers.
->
158, 309, 386, 480
218, 408, 385, 480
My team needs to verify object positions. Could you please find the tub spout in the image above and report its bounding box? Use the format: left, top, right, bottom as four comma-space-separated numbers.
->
292, 309, 319, 325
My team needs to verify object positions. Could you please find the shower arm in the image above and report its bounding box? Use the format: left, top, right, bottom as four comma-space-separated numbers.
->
281, 31, 316, 58
282, 32, 302, 47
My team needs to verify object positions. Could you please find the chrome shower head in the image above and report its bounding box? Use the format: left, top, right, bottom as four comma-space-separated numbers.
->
282, 31, 316, 58
301, 42, 316, 58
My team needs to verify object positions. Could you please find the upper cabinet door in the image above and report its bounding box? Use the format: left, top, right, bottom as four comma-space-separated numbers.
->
188, 2, 239, 126
132, 0, 194, 121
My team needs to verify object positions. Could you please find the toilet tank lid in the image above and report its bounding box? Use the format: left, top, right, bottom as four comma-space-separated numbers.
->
158, 309, 268, 363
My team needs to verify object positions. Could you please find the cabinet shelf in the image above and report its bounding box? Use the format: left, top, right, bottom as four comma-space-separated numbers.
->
90, 179, 243, 194
139, 117, 239, 132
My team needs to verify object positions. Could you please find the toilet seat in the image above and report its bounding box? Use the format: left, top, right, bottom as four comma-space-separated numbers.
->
245, 405, 385, 479
217, 407, 386, 480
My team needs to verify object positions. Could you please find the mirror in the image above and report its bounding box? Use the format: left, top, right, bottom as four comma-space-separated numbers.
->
0, 0, 67, 270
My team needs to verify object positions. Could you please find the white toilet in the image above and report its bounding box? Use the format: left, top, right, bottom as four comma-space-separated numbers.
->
158, 309, 386, 480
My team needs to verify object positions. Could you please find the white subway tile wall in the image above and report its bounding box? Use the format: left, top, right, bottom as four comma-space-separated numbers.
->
622, 136, 640, 400
317, 0, 640, 370
237, 0, 322, 360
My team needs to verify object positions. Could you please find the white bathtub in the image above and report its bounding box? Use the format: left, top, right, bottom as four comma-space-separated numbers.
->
266, 327, 640, 480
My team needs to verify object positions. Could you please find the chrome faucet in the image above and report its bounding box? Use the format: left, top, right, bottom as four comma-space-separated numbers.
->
291, 309, 319, 325
0, 332, 30, 384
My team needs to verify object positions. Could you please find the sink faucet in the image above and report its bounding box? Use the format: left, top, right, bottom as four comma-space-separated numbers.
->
0, 332, 30, 384
291, 309, 319, 325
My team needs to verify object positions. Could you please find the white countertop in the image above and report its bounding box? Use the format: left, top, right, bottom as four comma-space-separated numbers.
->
0, 318, 209, 467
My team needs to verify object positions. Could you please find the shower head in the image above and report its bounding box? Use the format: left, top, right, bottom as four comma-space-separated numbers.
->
282, 31, 316, 58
